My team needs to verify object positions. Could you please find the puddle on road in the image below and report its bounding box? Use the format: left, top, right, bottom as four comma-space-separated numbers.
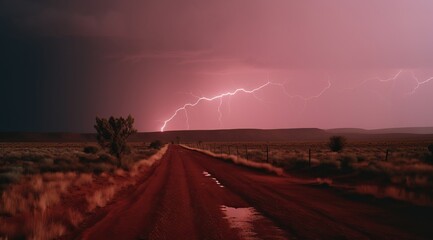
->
203, 171, 224, 188
201, 171, 287, 239
220, 205, 287, 240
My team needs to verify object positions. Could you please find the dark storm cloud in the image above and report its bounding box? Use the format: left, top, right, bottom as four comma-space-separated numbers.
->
0, 0, 125, 131
0, 0, 125, 37
4, 0, 433, 68
1, 0, 433, 131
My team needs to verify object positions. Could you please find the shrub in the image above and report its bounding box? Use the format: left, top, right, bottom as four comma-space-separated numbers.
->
97, 153, 116, 164
328, 136, 346, 152
339, 155, 356, 171
91, 163, 113, 175
315, 160, 340, 175
83, 146, 98, 154
54, 157, 73, 165
78, 154, 99, 164
149, 140, 163, 150
424, 153, 433, 164
290, 159, 310, 169
428, 144, 433, 154
0, 172, 21, 184
94, 115, 137, 167
356, 155, 366, 162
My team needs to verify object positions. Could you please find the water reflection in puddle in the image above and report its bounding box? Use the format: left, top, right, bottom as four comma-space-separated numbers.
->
203, 171, 224, 188
220, 205, 287, 240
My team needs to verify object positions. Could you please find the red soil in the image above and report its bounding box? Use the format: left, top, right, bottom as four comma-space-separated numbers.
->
70, 145, 433, 240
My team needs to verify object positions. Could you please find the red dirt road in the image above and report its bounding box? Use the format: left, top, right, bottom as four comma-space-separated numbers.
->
75, 145, 433, 240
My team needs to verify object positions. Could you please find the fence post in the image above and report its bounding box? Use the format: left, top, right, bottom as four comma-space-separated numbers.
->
236, 145, 239, 157
308, 148, 311, 167
266, 145, 269, 163
385, 149, 389, 161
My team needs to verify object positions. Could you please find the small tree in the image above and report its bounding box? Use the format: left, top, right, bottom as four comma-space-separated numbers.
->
425, 144, 433, 163
149, 140, 163, 149
328, 136, 346, 152
94, 115, 137, 167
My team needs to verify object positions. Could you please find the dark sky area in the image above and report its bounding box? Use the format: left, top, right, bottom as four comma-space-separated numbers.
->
1, 0, 433, 132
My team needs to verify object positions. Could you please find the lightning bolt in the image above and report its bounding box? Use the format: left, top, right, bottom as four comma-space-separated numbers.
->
159, 69, 432, 132
345, 70, 403, 92
184, 108, 190, 130
376, 70, 403, 83
274, 80, 332, 102
160, 82, 273, 132
408, 71, 433, 95
273, 80, 332, 117
350, 69, 433, 93
218, 97, 223, 128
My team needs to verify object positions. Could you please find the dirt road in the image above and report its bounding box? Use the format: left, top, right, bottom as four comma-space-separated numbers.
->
75, 145, 433, 240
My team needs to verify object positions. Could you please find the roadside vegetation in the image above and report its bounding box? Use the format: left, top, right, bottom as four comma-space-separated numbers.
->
0, 115, 167, 240
1, 116, 432, 239
187, 137, 433, 206
94, 115, 137, 167
0, 142, 167, 239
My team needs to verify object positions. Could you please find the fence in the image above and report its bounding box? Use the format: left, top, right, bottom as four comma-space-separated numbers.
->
183, 141, 432, 166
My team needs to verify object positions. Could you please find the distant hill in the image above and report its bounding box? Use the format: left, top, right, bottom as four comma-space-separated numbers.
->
327, 127, 433, 135
1, 127, 433, 143
131, 128, 329, 142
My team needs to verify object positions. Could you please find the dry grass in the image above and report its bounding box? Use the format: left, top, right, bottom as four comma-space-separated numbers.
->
0, 143, 168, 240
27, 219, 66, 240
75, 173, 93, 186
86, 185, 118, 211
187, 140, 433, 205
67, 209, 84, 228
129, 145, 169, 177
0, 172, 88, 239
182, 145, 284, 176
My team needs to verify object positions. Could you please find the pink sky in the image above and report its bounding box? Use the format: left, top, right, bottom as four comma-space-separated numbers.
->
1, 0, 433, 132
